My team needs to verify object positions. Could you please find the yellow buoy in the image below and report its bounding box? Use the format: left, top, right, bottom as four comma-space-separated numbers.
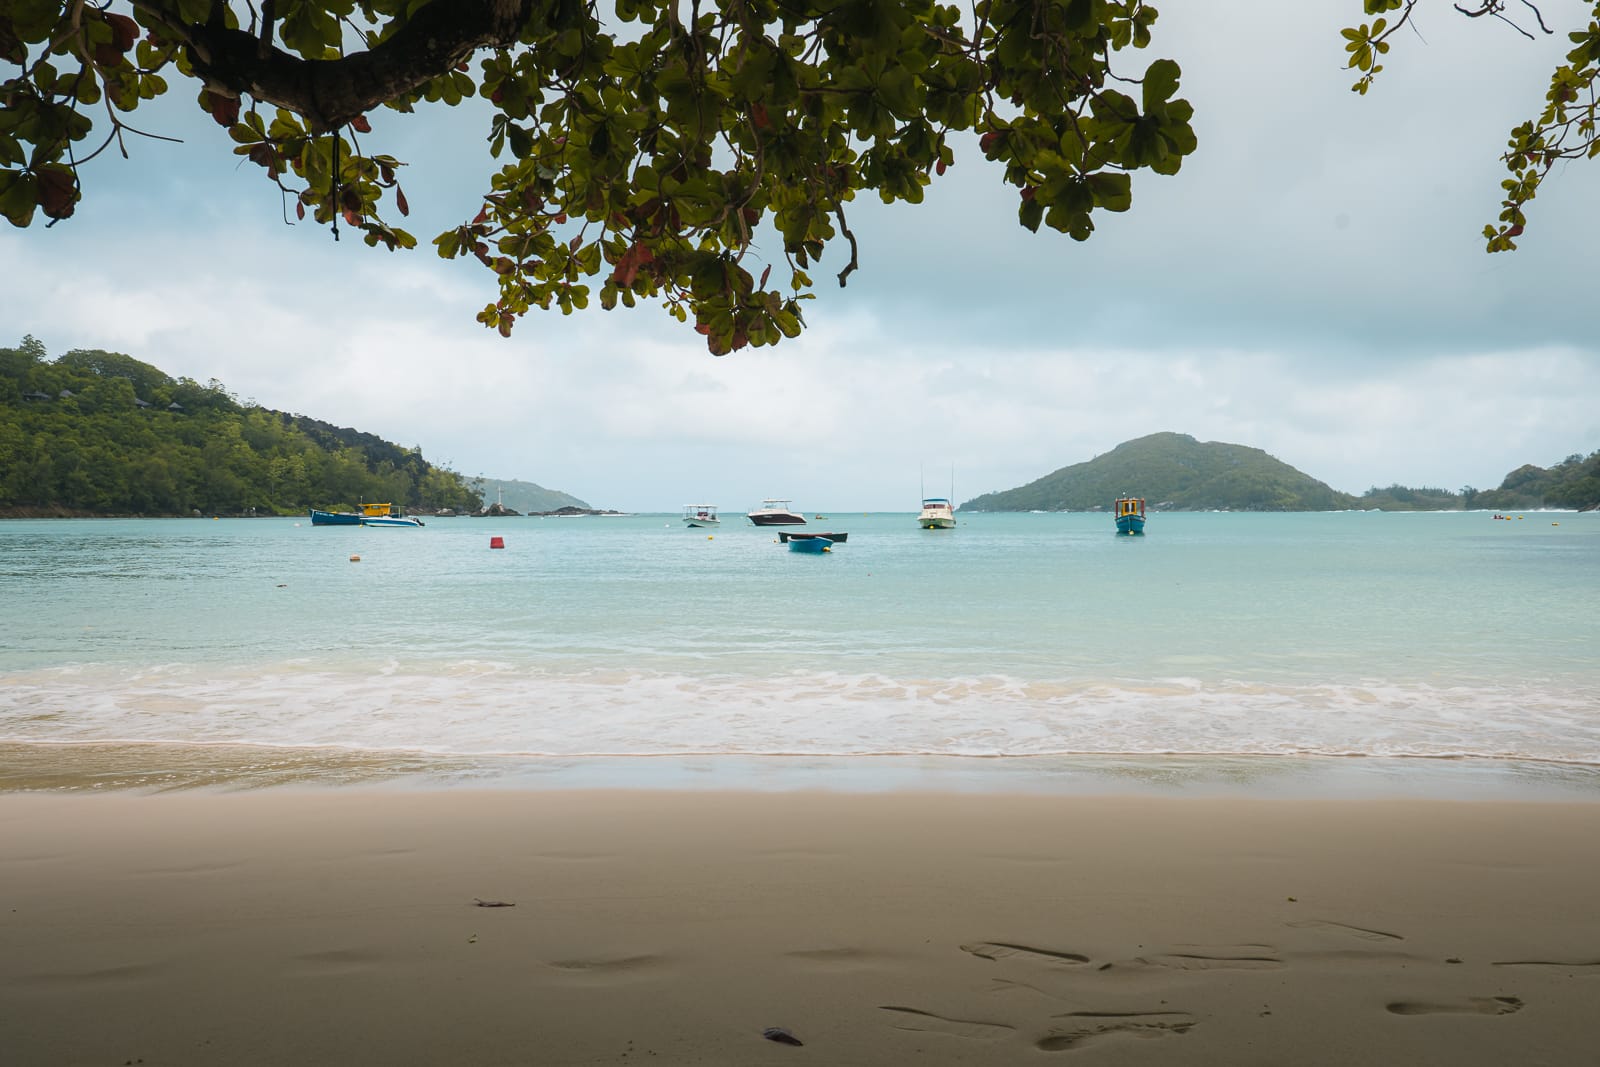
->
707, 535, 714, 540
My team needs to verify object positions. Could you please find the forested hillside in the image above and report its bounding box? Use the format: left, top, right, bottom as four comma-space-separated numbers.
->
965, 433, 1600, 513
1469, 452, 1600, 511
964, 433, 1356, 512
0, 337, 482, 517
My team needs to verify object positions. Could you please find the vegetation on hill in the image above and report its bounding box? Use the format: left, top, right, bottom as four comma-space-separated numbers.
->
474, 477, 591, 514
1469, 451, 1600, 512
966, 434, 1600, 513
0, 336, 482, 517
963, 433, 1356, 512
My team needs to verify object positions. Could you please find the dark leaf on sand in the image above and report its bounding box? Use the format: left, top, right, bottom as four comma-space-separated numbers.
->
763, 1027, 803, 1046
473, 898, 515, 907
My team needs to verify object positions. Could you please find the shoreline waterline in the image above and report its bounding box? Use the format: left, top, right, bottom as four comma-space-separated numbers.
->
5, 740, 1600, 800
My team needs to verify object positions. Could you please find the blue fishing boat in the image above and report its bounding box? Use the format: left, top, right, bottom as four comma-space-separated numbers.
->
787, 536, 833, 553
778, 531, 848, 544
308, 507, 362, 526
1114, 496, 1146, 535
309, 503, 424, 528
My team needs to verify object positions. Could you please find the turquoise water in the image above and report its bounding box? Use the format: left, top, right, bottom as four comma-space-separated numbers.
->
2, 511, 1597, 791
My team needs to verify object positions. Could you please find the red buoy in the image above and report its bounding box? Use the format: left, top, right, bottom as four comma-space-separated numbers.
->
489, 536, 505, 549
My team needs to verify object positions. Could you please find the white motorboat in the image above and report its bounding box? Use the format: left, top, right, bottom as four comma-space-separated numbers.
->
746, 499, 807, 526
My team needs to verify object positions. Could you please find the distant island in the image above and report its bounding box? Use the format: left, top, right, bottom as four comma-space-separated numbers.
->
962, 432, 1600, 513
471, 477, 591, 515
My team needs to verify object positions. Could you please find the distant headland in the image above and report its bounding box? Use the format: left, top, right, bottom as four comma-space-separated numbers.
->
961, 432, 1599, 513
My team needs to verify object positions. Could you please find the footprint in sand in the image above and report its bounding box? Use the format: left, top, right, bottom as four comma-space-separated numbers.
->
1493, 959, 1600, 972
960, 942, 1091, 965
879, 1006, 1016, 1040
1128, 949, 1284, 972
546, 954, 665, 976
1036, 1011, 1197, 1052
1385, 997, 1523, 1016
1286, 919, 1404, 942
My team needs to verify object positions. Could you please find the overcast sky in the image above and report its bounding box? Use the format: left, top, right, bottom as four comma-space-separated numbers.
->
4, 0, 1597, 511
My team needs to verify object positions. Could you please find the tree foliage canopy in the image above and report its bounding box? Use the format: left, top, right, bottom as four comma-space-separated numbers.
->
1339, 1, 1600, 251
2, 1, 1592, 352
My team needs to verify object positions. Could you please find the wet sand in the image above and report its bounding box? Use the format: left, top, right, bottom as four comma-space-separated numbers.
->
3, 789, 1599, 1065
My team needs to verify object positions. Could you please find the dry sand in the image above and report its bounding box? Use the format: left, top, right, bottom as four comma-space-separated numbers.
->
3, 788, 1599, 1065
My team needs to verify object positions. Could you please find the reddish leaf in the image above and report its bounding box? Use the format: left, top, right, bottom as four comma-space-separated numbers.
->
751, 102, 769, 129
350, 115, 372, 133
473, 206, 489, 224
395, 185, 409, 216
205, 92, 240, 127
247, 144, 274, 168
106, 13, 140, 52
979, 131, 1001, 156
94, 43, 122, 66
296, 200, 306, 220
342, 206, 361, 226
759, 264, 771, 289
935, 159, 947, 176
1020, 185, 1036, 201
36, 168, 77, 220
609, 241, 655, 287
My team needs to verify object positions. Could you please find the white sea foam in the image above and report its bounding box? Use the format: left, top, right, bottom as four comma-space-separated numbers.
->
3, 661, 1598, 765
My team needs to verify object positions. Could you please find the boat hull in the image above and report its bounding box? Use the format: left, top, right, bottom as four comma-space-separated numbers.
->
361, 516, 425, 527
748, 513, 807, 526
919, 516, 956, 529
778, 531, 848, 543
1115, 515, 1146, 535
787, 537, 832, 553
309, 508, 361, 526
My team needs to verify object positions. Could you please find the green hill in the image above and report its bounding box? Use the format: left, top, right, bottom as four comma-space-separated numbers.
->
472, 477, 590, 514
0, 336, 483, 517
963, 432, 1356, 512
1470, 452, 1600, 511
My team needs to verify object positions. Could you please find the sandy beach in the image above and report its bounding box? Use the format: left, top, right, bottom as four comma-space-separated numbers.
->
3, 788, 1599, 1065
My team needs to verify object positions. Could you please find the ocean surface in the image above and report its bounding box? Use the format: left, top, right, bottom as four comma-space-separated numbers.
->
2, 510, 1597, 795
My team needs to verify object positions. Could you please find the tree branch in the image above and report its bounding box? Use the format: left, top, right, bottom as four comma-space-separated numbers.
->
144, 0, 537, 132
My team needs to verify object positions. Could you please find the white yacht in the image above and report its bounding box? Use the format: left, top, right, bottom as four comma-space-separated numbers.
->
682, 504, 720, 527
746, 499, 807, 526
918, 497, 956, 529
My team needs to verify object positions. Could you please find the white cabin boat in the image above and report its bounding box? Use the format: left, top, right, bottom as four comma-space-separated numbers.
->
747, 499, 807, 526
918, 497, 956, 530
683, 504, 720, 527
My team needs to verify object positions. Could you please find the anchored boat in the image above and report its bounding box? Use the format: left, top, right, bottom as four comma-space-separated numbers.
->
747, 499, 807, 526
1114, 497, 1146, 535
309, 502, 424, 528
682, 504, 720, 528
